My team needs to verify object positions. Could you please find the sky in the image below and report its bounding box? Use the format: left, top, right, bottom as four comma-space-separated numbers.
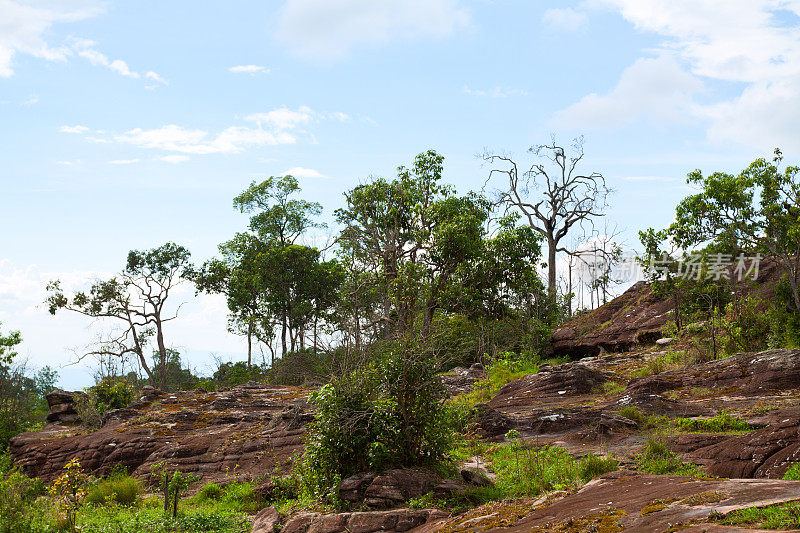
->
2, 0, 800, 388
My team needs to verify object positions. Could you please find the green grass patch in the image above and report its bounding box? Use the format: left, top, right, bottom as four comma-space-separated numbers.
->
635, 437, 703, 477
86, 473, 141, 506
618, 407, 751, 434
782, 463, 800, 481
450, 354, 567, 410
714, 501, 800, 529
189, 481, 265, 513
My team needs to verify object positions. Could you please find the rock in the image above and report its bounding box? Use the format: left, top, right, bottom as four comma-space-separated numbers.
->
489, 363, 612, 408
438, 471, 800, 532
279, 509, 446, 533
362, 468, 440, 509
460, 468, 493, 487
10, 384, 312, 483
548, 259, 783, 357
339, 472, 376, 504
627, 349, 800, 396
683, 407, 800, 479
656, 337, 675, 346
472, 404, 514, 439
45, 389, 87, 424
615, 390, 712, 418
433, 479, 468, 497
440, 365, 487, 396
252, 506, 281, 533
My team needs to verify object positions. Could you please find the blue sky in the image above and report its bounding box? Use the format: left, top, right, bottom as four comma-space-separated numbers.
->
2, 0, 799, 388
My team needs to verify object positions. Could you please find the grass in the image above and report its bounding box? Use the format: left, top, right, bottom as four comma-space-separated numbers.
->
618, 407, 752, 434
783, 463, 800, 481
635, 437, 703, 477
85, 473, 141, 506
450, 354, 567, 410
713, 501, 800, 529
489, 439, 618, 497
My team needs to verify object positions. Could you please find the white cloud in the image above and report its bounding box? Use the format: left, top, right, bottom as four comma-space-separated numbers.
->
21, 94, 38, 105
463, 85, 528, 98
542, 7, 588, 31
157, 155, 190, 164
71, 38, 167, 84
553, 54, 703, 129
0, 0, 102, 77
567, 1, 800, 150
108, 159, 139, 165
229, 64, 269, 74
77, 106, 342, 156
283, 166, 328, 178
276, 0, 469, 61
59, 125, 89, 134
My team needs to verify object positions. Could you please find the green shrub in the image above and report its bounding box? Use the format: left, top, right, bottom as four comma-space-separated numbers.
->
0, 466, 49, 533
85, 472, 140, 505
636, 437, 702, 476
716, 501, 800, 529
197, 482, 225, 501
782, 463, 800, 481
672, 411, 751, 433
579, 454, 619, 481
297, 349, 455, 501
93, 377, 136, 412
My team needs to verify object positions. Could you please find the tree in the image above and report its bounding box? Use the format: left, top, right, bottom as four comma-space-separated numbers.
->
336, 150, 490, 343
485, 137, 610, 299
232, 176, 326, 356
46, 242, 191, 389
670, 149, 800, 312
0, 323, 58, 448
189, 234, 276, 368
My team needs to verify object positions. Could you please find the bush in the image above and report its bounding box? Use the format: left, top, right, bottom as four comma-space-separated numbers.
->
197, 482, 225, 501
0, 465, 48, 533
92, 377, 136, 412
85, 472, 140, 505
267, 350, 330, 386
73, 394, 103, 429
297, 349, 456, 501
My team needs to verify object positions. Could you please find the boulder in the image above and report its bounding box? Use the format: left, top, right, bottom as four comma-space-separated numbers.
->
45, 389, 88, 424
252, 506, 281, 533
440, 364, 487, 396
279, 509, 447, 533
489, 363, 612, 408
362, 468, 441, 508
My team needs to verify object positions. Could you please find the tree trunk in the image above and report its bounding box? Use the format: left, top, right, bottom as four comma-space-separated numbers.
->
155, 320, 167, 390
547, 236, 557, 299
281, 316, 287, 357
246, 322, 252, 369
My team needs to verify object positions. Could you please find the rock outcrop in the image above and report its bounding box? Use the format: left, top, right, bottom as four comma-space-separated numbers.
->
279, 508, 449, 533
11, 383, 312, 482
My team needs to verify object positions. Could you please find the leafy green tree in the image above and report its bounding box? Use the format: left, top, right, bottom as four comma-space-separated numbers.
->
0, 323, 58, 448
46, 242, 191, 389
336, 150, 490, 343
189, 233, 276, 367
670, 149, 800, 312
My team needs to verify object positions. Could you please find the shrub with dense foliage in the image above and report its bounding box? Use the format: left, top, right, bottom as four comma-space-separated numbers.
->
297, 349, 456, 500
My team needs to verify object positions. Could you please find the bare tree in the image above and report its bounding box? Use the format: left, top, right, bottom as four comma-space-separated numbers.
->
485, 137, 610, 299
46, 242, 190, 389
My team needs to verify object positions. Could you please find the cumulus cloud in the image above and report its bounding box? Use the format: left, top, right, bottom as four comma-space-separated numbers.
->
0, 0, 102, 77
283, 166, 328, 178
542, 7, 588, 31
558, 1, 800, 150
229, 64, 269, 74
553, 54, 703, 128
59, 125, 89, 134
275, 0, 469, 61
68, 106, 344, 156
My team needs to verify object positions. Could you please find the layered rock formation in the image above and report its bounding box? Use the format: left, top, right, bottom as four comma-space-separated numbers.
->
10, 383, 312, 482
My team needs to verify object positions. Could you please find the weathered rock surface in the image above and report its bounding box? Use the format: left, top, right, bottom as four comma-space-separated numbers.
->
423, 471, 800, 532
679, 407, 800, 479
45, 389, 87, 424
252, 505, 282, 533
339, 468, 443, 509
549, 260, 783, 357
11, 383, 312, 482
440, 363, 486, 396
627, 349, 800, 396
279, 508, 448, 533
489, 363, 612, 408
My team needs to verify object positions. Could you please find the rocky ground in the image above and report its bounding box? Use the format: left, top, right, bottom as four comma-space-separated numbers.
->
11, 277, 800, 531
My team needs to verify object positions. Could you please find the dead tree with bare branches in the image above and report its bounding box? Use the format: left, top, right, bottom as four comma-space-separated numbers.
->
484, 137, 610, 299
